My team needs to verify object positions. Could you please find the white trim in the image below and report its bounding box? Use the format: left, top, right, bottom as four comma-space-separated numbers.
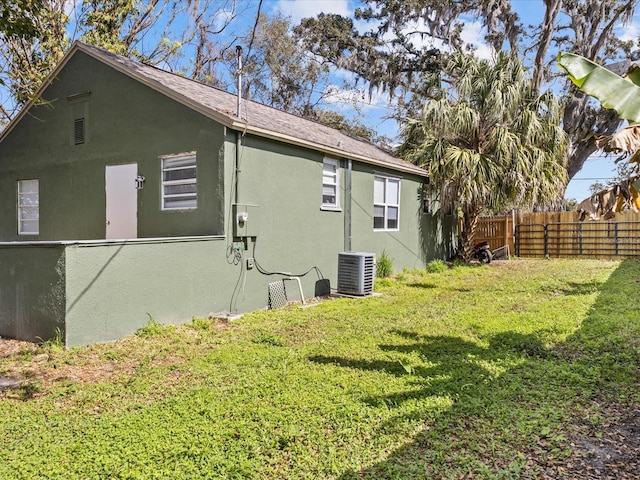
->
17, 179, 39, 235
161, 152, 197, 210
321, 157, 340, 209
159, 151, 197, 160
373, 175, 401, 231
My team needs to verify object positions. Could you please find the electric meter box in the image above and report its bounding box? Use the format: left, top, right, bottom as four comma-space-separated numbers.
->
232, 204, 260, 237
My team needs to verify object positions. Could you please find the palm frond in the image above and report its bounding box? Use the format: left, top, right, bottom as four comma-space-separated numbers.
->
404, 52, 568, 259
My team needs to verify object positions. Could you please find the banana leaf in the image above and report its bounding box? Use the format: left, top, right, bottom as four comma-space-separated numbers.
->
557, 52, 640, 123
596, 124, 640, 152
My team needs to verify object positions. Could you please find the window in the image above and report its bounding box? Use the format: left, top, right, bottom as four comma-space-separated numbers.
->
373, 175, 400, 230
161, 153, 197, 210
18, 179, 39, 235
322, 158, 340, 209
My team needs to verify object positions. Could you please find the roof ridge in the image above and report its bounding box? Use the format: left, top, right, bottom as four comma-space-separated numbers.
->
0, 40, 426, 178
76, 41, 398, 152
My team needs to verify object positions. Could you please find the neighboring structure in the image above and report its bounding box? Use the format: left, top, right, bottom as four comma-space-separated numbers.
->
0, 42, 455, 346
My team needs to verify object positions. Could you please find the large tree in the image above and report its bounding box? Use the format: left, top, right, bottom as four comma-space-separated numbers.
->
233, 13, 330, 117
0, 0, 246, 126
0, 0, 43, 40
222, 13, 379, 141
294, 0, 640, 185
0, 0, 68, 123
404, 52, 567, 261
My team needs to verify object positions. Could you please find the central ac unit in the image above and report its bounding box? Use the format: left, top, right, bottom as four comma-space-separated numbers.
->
337, 252, 375, 295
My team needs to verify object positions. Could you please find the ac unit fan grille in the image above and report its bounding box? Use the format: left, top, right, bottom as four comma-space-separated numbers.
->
337, 252, 375, 295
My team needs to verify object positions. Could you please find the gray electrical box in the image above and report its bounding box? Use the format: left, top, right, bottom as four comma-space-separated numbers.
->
232, 204, 260, 237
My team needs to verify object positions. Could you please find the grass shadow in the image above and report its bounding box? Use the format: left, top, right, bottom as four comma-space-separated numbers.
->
404, 282, 437, 289
323, 260, 640, 478
540, 280, 604, 296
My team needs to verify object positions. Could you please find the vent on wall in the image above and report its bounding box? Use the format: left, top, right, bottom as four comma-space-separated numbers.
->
74, 117, 85, 145
337, 252, 375, 296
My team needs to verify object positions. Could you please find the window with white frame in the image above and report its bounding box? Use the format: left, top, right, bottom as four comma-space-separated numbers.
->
18, 179, 39, 235
373, 175, 400, 230
161, 153, 197, 210
322, 158, 340, 209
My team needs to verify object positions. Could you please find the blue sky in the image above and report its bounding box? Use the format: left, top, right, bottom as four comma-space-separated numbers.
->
269, 0, 631, 202
3, 0, 632, 201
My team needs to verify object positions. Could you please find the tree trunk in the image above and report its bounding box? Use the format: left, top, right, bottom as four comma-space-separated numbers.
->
532, 0, 561, 92
459, 205, 483, 263
564, 95, 622, 183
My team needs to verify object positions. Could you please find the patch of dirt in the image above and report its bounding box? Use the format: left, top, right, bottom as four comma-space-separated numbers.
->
0, 339, 140, 397
0, 337, 37, 358
0, 326, 223, 398
540, 403, 640, 479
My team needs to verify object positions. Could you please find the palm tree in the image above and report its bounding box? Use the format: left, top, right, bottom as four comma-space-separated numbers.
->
403, 52, 568, 262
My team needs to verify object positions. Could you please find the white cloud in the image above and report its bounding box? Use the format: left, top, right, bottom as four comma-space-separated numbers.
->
619, 20, 640, 42
330, 67, 358, 83
460, 21, 494, 60
273, 0, 351, 24
323, 84, 390, 112
378, 18, 493, 60
64, 0, 81, 17
211, 8, 235, 33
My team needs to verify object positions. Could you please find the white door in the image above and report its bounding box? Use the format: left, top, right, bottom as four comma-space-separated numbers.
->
105, 163, 138, 239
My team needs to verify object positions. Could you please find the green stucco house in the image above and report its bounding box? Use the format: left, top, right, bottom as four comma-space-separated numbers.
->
0, 42, 455, 346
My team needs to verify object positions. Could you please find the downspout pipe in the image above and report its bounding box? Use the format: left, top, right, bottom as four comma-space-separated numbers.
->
235, 45, 243, 205
235, 131, 241, 205
344, 158, 352, 251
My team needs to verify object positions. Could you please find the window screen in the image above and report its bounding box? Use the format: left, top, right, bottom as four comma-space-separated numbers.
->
162, 153, 197, 210
18, 179, 39, 235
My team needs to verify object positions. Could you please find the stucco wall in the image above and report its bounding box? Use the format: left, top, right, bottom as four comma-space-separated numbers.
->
0, 51, 455, 346
0, 51, 225, 241
0, 245, 66, 342
349, 162, 456, 268
64, 238, 239, 346
224, 133, 456, 312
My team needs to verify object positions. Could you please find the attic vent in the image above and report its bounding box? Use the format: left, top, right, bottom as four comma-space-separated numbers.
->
74, 118, 85, 145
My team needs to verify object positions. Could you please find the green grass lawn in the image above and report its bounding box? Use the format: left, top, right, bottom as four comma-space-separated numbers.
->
1, 259, 639, 479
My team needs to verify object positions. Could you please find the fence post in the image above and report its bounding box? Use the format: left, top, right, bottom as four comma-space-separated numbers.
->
503, 216, 508, 252
579, 223, 582, 256
544, 224, 548, 258
615, 223, 619, 256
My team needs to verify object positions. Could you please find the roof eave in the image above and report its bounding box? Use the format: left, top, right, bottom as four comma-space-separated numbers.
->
1, 41, 427, 179
76, 43, 426, 177
74, 42, 238, 129
228, 121, 427, 177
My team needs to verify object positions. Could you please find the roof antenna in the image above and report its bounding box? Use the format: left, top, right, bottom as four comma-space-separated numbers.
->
236, 45, 243, 119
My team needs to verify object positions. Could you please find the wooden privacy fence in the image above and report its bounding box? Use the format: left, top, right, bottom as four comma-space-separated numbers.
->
516, 221, 640, 258
473, 215, 515, 255
475, 211, 640, 260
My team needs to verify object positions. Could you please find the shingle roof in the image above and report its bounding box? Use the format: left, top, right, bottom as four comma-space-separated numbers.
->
68, 42, 425, 177
0, 41, 426, 177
